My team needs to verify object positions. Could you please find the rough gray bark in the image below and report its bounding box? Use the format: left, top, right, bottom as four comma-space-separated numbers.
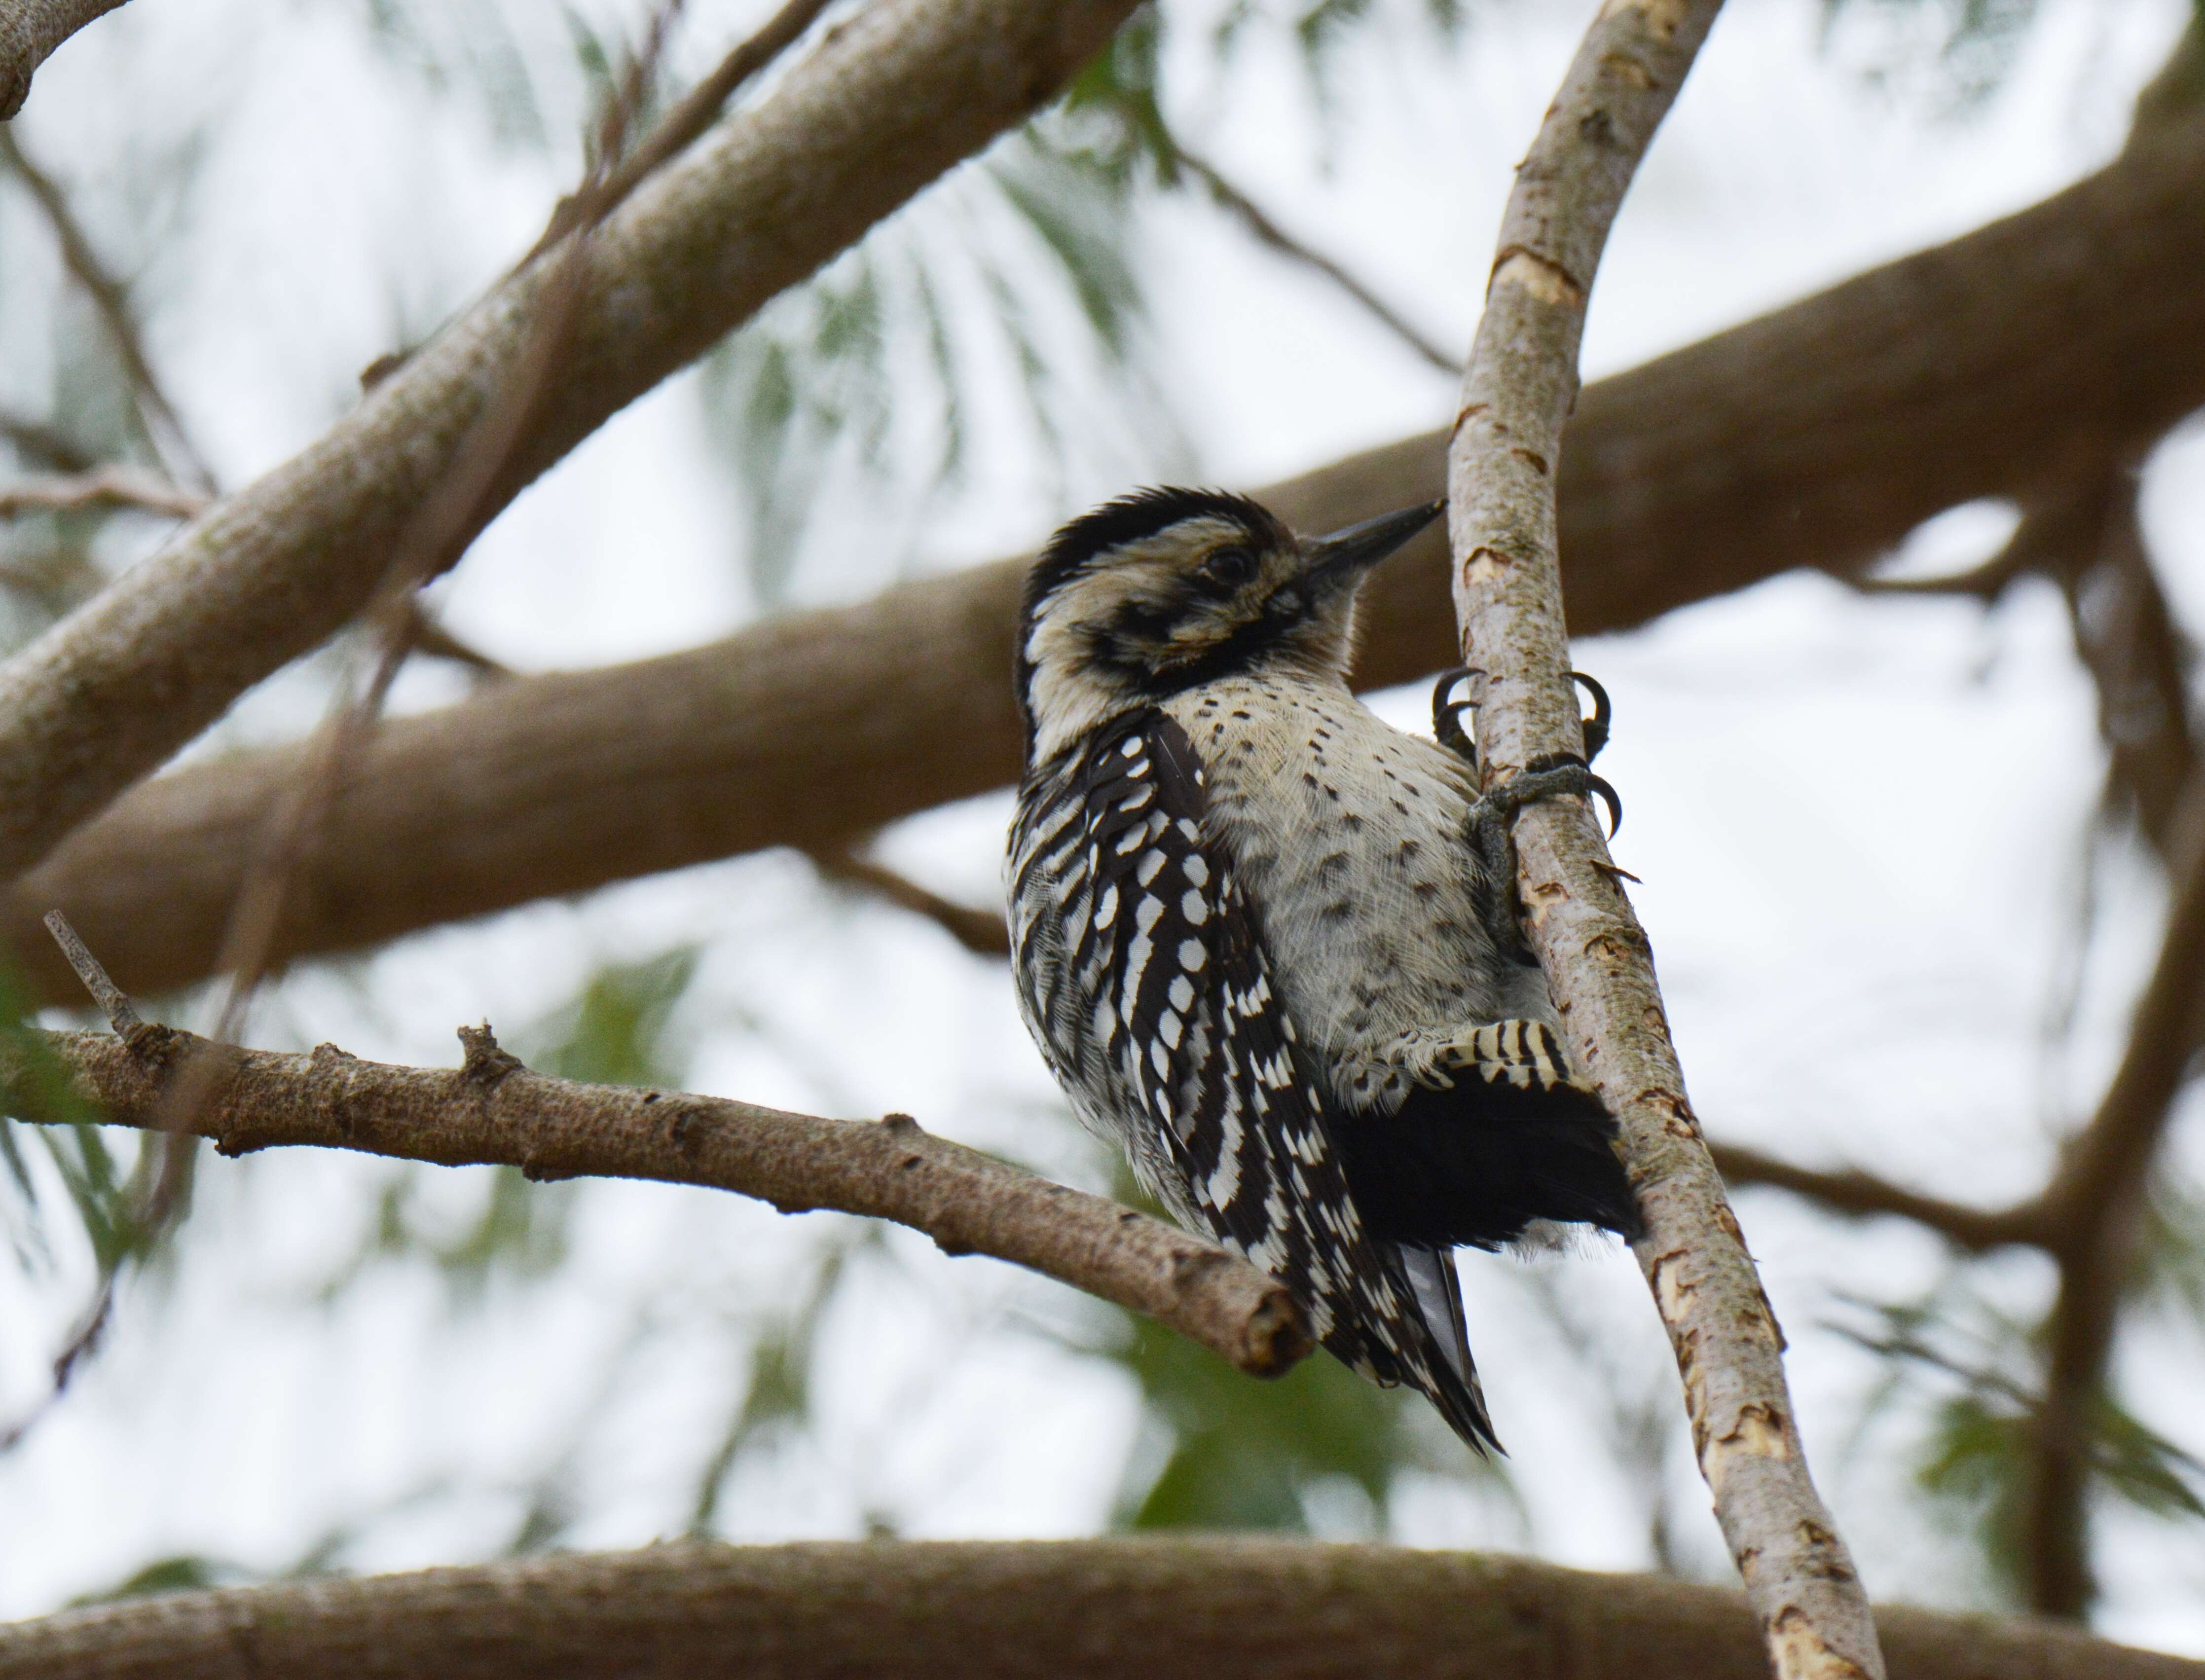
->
1444, 3, 1880, 1677
0, 1024, 1308, 1379
0, 0, 1140, 883
0, 0, 126, 118
0, 1540, 2194, 1680
10, 108, 2205, 1008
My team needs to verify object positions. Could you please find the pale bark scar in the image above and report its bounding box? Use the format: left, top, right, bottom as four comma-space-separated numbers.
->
1612, 0, 1694, 35
1769, 1607, 1876, 1680
1720, 1401, 1792, 1460
1491, 247, 1586, 307
1462, 546, 1509, 587
1598, 54, 1657, 92
1524, 877, 1568, 928
1652, 1245, 1694, 1320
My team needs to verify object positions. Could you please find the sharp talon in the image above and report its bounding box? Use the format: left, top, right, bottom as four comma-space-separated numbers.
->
1570, 671, 1611, 765
1433, 666, 1474, 710
1433, 667, 1479, 767
1588, 773, 1622, 838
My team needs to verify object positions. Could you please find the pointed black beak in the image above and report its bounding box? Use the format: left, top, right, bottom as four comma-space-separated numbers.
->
1301, 499, 1446, 589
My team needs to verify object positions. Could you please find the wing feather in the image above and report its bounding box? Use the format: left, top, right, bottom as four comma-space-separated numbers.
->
1065, 710, 1498, 1451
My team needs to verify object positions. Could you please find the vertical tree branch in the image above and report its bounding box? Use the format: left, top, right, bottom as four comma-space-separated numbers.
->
2046, 475, 2196, 856
1445, 3, 1884, 1676
2022, 794, 2205, 1614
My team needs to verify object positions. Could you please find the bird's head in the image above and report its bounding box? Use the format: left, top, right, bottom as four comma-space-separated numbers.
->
1015, 487, 1444, 761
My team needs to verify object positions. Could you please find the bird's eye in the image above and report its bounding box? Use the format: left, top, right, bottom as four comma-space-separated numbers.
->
1199, 546, 1257, 590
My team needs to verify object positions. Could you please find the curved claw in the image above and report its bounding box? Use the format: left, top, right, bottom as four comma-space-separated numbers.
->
1586, 772, 1623, 839
1432, 666, 1474, 715
1570, 670, 1612, 764
1432, 666, 1479, 767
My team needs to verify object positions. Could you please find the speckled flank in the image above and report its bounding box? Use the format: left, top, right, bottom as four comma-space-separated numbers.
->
1166, 671, 1555, 1112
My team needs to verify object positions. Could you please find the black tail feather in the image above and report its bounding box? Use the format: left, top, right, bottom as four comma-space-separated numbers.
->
1342, 1075, 1640, 1251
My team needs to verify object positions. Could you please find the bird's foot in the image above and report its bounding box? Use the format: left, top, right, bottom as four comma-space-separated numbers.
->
1431, 667, 1615, 770
1427, 1018, 1596, 1098
1467, 752, 1623, 952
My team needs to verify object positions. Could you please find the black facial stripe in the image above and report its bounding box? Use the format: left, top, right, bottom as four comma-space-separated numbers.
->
1018, 490, 1286, 744
1080, 594, 1329, 701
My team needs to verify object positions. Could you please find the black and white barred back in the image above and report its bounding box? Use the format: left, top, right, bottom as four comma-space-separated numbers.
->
1009, 709, 1496, 1446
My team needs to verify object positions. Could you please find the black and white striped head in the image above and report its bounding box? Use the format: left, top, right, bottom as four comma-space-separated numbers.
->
1015, 487, 1443, 762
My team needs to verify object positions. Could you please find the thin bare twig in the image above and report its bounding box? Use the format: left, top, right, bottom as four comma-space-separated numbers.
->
1851, 545, 2029, 600
0, 407, 94, 474
2046, 477, 2195, 854
0, 912, 142, 1455
809, 848, 1011, 959
0, 125, 213, 492
1709, 1141, 2043, 1255
1174, 146, 1461, 376
0, 465, 208, 521
400, 598, 514, 680
524, 0, 838, 266
0, 1278, 115, 1453
1853, 474, 2197, 854
40, 910, 139, 1035
1444, 2, 1882, 1674
0, 1022, 1310, 1380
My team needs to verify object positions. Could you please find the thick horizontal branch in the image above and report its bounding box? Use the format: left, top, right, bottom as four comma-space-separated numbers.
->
0, 0, 128, 119
0, 1024, 1308, 1379
0, 0, 1141, 884
0, 1539, 2193, 1680
10, 111, 2205, 1007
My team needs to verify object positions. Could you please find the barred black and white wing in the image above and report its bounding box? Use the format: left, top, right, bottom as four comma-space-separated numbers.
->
1010, 710, 1497, 1452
